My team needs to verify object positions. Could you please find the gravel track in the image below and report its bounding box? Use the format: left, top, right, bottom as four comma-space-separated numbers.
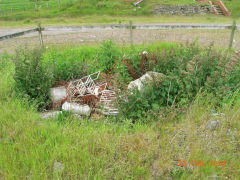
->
0, 26, 239, 54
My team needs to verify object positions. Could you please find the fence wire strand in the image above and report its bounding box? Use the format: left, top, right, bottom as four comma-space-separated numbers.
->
0, 27, 239, 54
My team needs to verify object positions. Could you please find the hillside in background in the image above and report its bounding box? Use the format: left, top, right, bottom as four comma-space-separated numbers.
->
0, 0, 239, 21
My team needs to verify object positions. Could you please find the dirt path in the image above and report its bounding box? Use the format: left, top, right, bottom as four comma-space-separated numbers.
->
0, 25, 239, 54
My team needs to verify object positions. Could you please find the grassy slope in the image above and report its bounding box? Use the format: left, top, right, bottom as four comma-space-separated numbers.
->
0, 15, 236, 28
0, 0, 239, 27
1, 44, 240, 179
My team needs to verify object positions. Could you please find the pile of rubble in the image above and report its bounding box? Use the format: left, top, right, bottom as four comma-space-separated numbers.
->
40, 70, 165, 119
49, 71, 118, 117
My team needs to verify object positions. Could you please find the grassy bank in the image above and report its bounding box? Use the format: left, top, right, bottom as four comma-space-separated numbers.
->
0, 42, 240, 179
1, 90, 240, 179
0, 0, 239, 27
0, 15, 236, 28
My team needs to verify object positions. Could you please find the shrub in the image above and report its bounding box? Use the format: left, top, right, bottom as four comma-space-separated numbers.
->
13, 48, 54, 110
12, 46, 93, 111
118, 43, 240, 121
94, 40, 121, 73
42, 46, 93, 81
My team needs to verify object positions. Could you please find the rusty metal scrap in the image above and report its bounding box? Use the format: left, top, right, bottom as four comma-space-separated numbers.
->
63, 71, 118, 115
100, 90, 119, 115
67, 71, 101, 100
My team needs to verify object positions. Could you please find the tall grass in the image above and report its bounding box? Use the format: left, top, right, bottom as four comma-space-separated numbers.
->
0, 59, 240, 178
0, 42, 240, 179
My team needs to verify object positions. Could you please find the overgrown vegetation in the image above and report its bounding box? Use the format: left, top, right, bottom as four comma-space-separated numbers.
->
8, 41, 240, 116
118, 43, 240, 120
0, 41, 240, 179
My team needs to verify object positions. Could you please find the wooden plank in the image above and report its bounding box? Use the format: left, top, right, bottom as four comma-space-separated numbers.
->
134, 0, 144, 6
0, 28, 39, 41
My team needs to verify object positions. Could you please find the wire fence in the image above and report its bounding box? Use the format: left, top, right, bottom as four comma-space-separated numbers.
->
0, 23, 239, 54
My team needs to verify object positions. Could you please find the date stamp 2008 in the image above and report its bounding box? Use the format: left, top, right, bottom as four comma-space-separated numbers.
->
177, 161, 226, 167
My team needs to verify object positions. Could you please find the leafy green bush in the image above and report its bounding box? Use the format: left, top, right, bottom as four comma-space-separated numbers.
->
13, 47, 93, 110
42, 46, 93, 81
94, 40, 121, 73
13, 48, 54, 110
6, 42, 240, 118
118, 43, 240, 121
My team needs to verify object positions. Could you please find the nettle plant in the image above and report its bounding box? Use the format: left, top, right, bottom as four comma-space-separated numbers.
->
13, 48, 54, 110
94, 40, 121, 73
118, 43, 240, 121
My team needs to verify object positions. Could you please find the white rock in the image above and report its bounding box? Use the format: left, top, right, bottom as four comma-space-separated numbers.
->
50, 86, 67, 103
207, 120, 220, 130
53, 161, 64, 174
128, 71, 164, 92
39, 111, 62, 119
62, 102, 91, 116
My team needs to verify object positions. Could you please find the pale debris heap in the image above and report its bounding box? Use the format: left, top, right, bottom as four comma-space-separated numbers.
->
50, 71, 118, 117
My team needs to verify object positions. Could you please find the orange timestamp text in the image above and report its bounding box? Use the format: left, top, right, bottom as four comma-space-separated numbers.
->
177, 161, 226, 167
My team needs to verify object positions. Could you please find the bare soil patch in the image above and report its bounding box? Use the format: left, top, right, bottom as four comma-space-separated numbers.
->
0, 28, 239, 54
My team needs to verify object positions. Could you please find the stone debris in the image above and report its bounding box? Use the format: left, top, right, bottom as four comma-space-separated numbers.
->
47, 71, 167, 117
128, 71, 164, 92
207, 120, 220, 130
211, 109, 225, 116
40, 111, 62, 119
153, 5, 212, 15
62, 102, 91, 116
50, 86, 67, 103
53, 161, 64, 174
48, 72, 118, 116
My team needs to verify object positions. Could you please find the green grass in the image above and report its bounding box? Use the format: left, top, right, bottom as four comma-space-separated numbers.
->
1, 51, 240, 178
0, 0, 239, 27
0, 0, 78, 11
0, 15, 237, 28
1, 42, 240, 179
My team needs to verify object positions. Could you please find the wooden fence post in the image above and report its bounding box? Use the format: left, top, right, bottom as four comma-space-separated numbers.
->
37, 23, 44, 47
229, 20, 237, 49
129, 20, 133, 45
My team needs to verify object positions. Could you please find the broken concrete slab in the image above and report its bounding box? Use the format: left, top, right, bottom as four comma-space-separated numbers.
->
62, 102, 91, 116
128, 71, 164, 92
207, 120, 220, 130
50, 86, 67, 103
39, 111, 62, 119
